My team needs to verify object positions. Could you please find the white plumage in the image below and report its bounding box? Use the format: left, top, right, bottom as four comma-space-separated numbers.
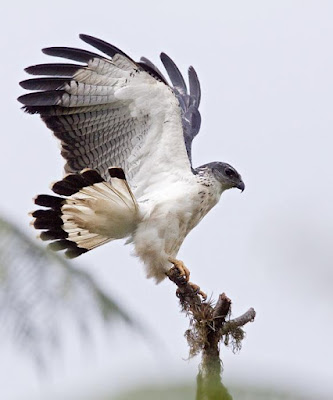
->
134, 173, 223, 281
20, 35, 244, 284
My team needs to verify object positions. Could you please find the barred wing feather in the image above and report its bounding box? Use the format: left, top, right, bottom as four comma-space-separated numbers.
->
18, 35, 200, 197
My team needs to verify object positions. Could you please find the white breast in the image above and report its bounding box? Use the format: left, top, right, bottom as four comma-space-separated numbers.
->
132, 174, 223, 283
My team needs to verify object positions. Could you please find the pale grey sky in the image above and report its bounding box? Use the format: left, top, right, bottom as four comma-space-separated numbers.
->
1, 1, 333, 399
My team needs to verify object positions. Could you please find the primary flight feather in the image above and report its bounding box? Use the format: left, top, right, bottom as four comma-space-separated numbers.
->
18, 34, 244, 289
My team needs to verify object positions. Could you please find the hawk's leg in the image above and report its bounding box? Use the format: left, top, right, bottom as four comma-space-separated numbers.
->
168, 257, 190, 282
167, 257, 207, 300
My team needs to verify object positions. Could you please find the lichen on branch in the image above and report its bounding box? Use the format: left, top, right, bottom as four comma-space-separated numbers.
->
167, 267, 256, 399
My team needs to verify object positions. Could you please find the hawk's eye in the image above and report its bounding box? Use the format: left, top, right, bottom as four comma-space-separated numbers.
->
225, 167, 235, 177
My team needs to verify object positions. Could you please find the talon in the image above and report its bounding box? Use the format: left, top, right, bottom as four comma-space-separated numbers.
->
168, 257, 190, 282
188, 282, 207, 301
199, 290, 207, 301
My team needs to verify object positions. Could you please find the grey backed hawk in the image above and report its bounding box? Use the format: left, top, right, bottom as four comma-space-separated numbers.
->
18, 34, 244, 295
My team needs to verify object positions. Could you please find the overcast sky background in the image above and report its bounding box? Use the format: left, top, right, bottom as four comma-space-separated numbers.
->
1, 1, 333, 399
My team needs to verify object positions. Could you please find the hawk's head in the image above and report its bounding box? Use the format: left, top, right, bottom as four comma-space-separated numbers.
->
209, 162, 245, 192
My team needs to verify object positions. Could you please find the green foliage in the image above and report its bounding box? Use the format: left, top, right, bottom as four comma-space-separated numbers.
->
0, 215, 132, 366
113, 384, 196, 400
111, 383, 305, 400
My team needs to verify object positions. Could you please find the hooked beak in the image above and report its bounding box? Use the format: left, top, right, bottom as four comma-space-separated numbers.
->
236, 180, 245, 192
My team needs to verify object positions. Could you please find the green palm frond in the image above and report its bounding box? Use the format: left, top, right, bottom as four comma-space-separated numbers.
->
0, 216, 133, 366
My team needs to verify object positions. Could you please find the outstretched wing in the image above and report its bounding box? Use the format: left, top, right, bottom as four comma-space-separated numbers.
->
18, 34, 201, 196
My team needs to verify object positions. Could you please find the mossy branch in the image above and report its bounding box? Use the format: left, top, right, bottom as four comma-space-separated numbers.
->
167, 268, 256, 400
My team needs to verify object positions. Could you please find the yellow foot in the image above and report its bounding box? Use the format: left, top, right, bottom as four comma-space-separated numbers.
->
188, 282, 207, 301
168, 257, 190, 282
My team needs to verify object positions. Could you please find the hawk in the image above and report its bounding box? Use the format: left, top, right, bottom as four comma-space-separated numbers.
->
18, 35, 244, 295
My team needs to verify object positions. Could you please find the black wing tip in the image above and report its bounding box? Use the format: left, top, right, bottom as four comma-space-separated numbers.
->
79, 33, 108, 46
42, 46, 102, 63
79, 33, 94, 41
24, 64, 54, 75
24, 63, 82, 77
188, 66, 201, 107
19, 78, 44, 90
41, 47, 54, 55
17, 92, 37, 105
79, 33, 136, 63
24, 65, 35, 74
79, 33, 111, 48
188, 65, 197, 76
160, 51, 168, 60
41, 46, 81, 54
17, 90, 64, 107
160, 52, 176, 65
160, 52, 187, 94
19, 80, 28, 89
17, 94, 28, 105
19, 77, 69, 91
160, 52, 172, 66
41, 47, 69, 57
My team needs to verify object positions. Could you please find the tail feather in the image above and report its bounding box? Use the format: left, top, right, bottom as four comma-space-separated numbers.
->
34, 194, 63, 209
31, 167, 138, 258
39, 229, 68, 241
